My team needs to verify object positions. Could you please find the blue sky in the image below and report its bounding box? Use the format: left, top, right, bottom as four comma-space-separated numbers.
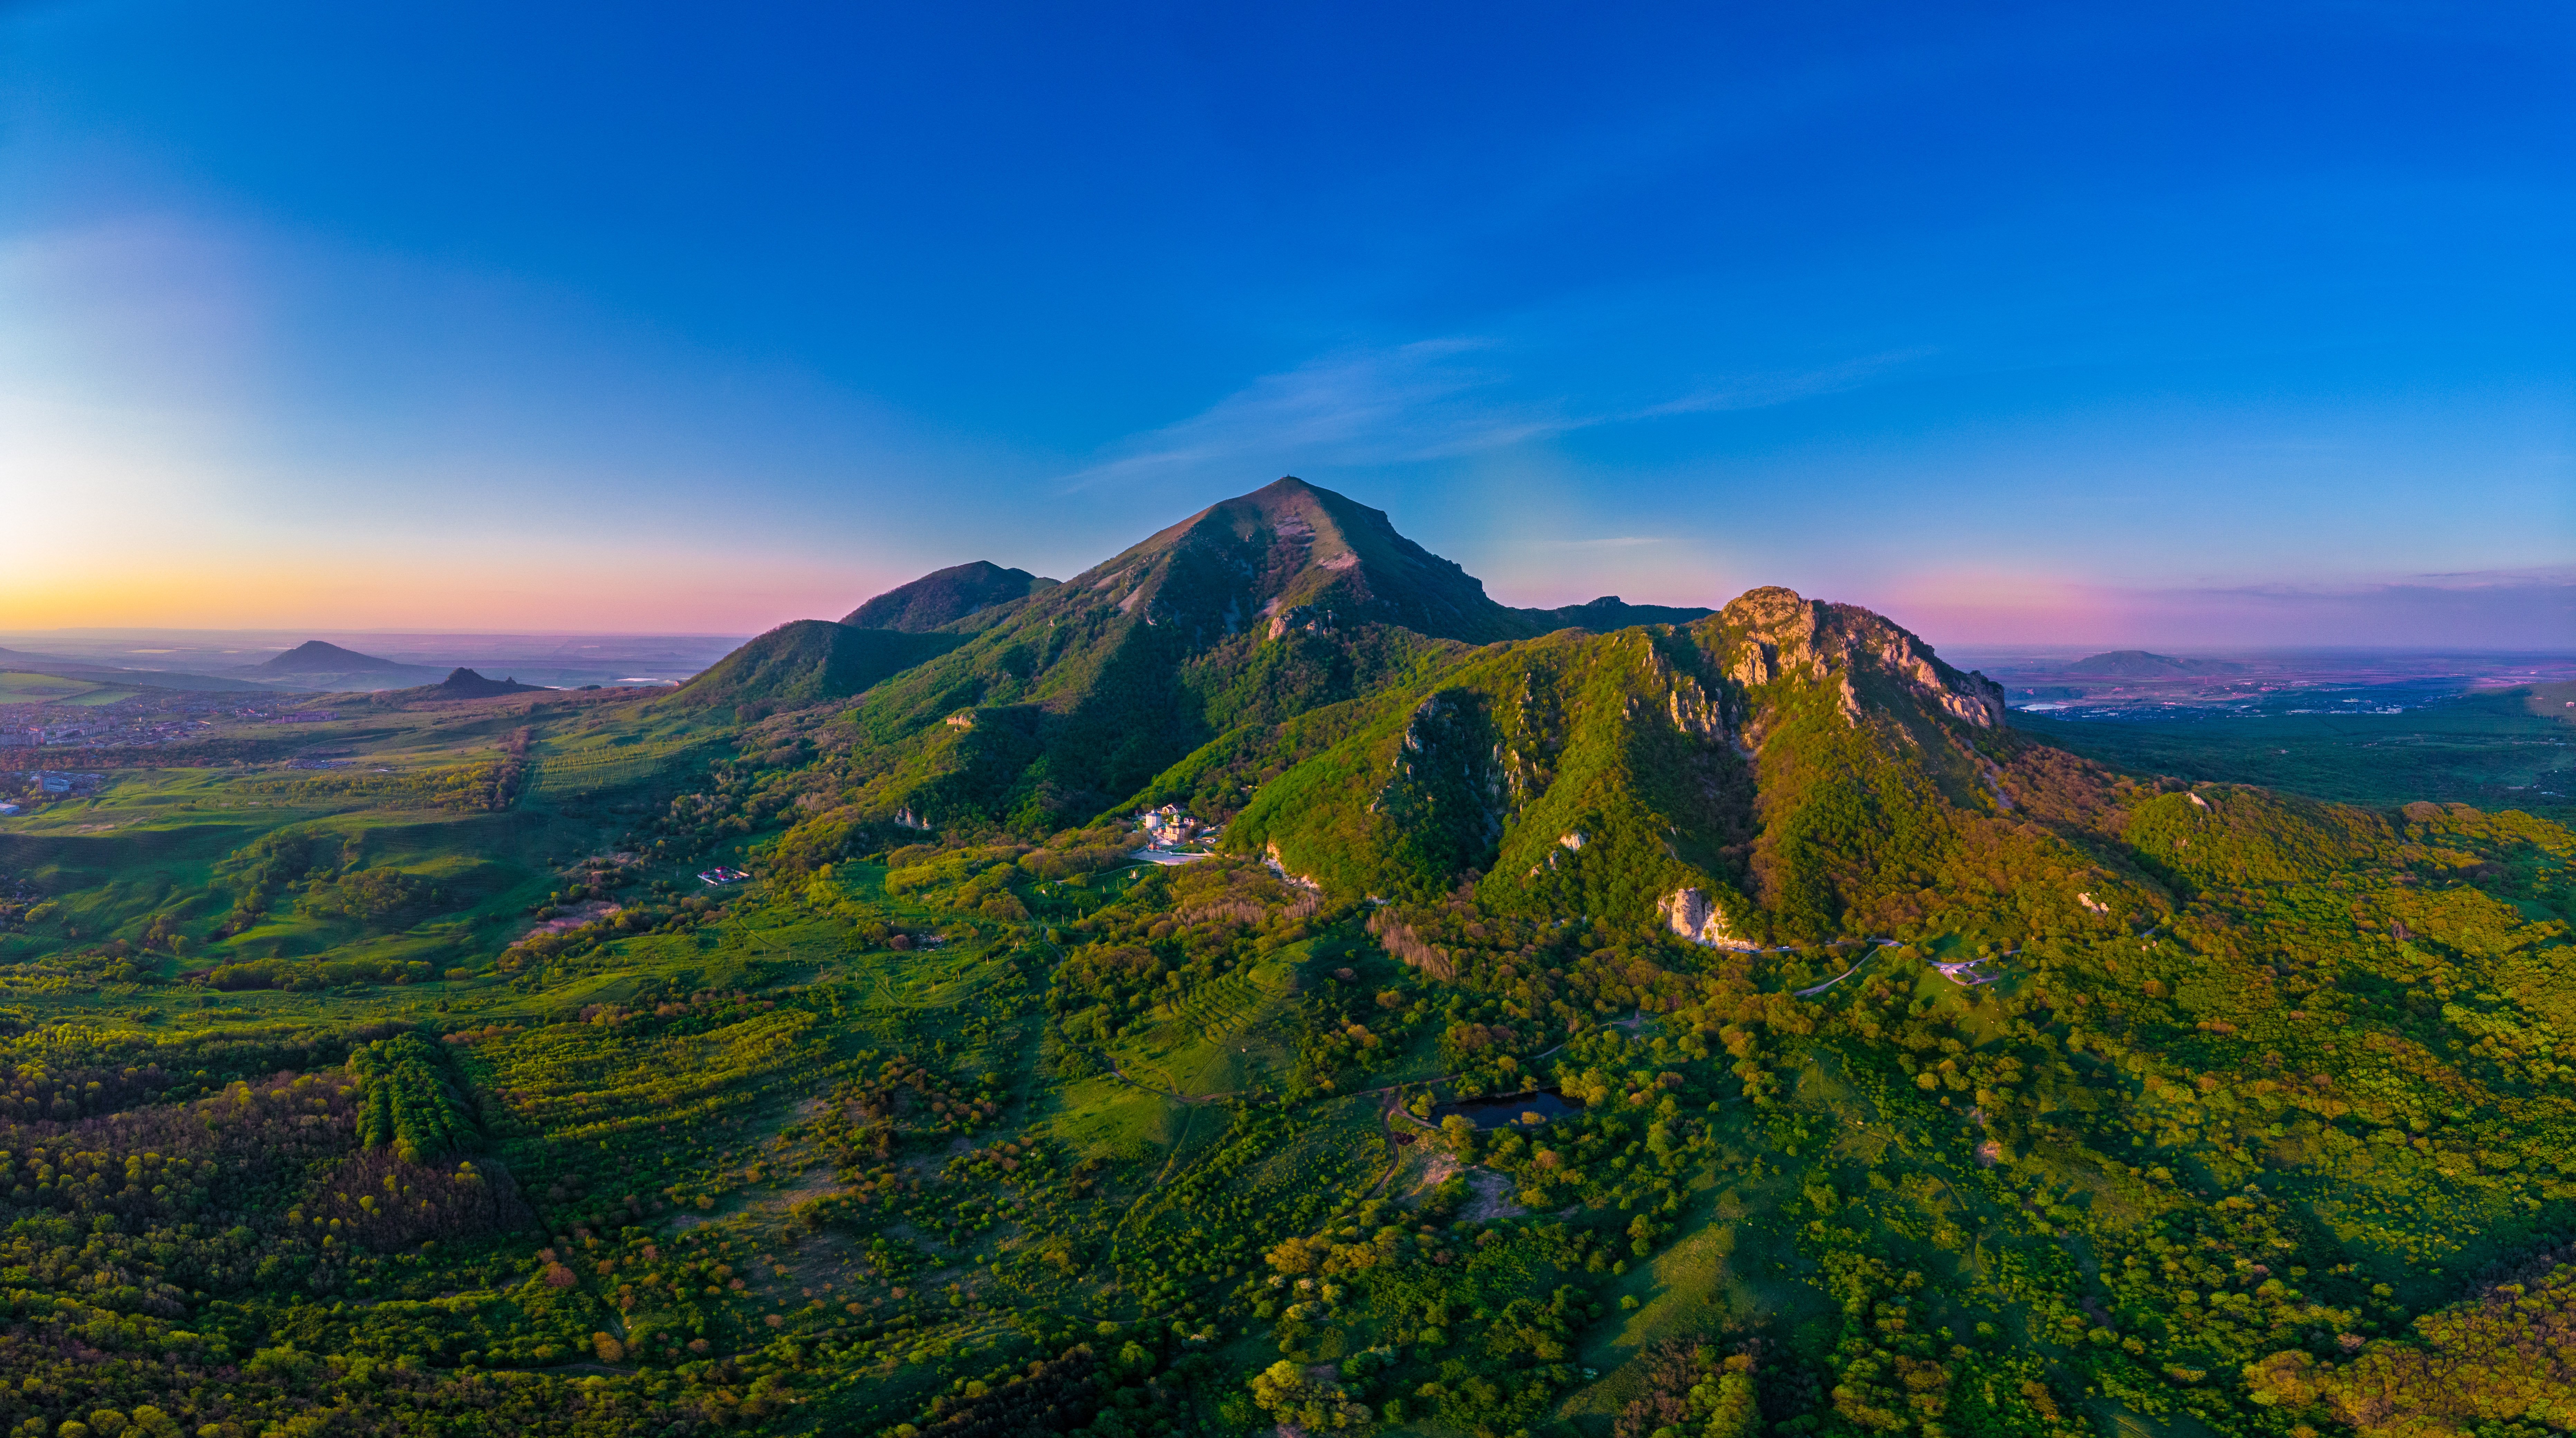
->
2, 0, 2569, 644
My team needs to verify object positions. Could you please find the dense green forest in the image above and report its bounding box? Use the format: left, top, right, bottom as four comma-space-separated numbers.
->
1, 488, 2570, 1437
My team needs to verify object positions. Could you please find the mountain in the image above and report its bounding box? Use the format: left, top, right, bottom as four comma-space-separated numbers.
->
1088, 475, 1531, 645
720, 482, 2015, 913
402, 667, 548, 698
1226, 585, 2017, 940
1514, 594, 1714, 631
806, 478, 1594, 828
258, 640, 407, 673
665, 622, 962, 711
699, 478, 2006, 837
841, 561, 1059, 632
2065, 648, 2243, 677
245, 640, 453, 689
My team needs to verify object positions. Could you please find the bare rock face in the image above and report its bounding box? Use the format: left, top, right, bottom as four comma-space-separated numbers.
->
1718, 587, 2006, 731
1658, 888, 1760, 951
1870, 632, 2006, 728
1264, 840, 1323, 892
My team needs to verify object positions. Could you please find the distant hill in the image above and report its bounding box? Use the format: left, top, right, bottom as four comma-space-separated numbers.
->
408, 667, 548, 699
259, 640, 406, 673
666, 622, 962, 710
2065, 649, 2243, 678
1516, 595, 1716, 631
842, 561, 1060, 632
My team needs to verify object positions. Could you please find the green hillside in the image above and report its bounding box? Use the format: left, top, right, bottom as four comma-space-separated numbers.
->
841, 560, 1059, 632
0, 669, 129, 704
0, 488, 2567, 1438
666, 619, 964, 713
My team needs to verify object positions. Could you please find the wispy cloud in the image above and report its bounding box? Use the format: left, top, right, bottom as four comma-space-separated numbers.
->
1064, 339, 1537, 488
1632, 348, 1936, 419
1530, 535, 1670, 549
1064, 337, 1922, 489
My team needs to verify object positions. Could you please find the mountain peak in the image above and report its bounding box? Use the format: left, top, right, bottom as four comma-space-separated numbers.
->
842, 561, 1057, 632
1101, 476, 1527, 645
430, 667, 545, 697
260, 640, 402, 672
1711, 586, 2005, 729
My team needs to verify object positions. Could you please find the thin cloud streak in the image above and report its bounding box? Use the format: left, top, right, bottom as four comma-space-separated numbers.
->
1633, 348, 1938, 419
1064, 338, 1924, 490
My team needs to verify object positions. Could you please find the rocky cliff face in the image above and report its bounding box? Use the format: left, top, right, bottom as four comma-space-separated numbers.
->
1657, 886, 1760, 950
1233, 585, 2030, 944
1716, 587, 2005, 734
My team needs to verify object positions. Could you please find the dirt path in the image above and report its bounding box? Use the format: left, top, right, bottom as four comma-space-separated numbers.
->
1795, 955, 1874, 998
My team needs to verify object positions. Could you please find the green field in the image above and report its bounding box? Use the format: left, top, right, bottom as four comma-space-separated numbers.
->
2017, 680, 2575, 821
0, 669, 133, 704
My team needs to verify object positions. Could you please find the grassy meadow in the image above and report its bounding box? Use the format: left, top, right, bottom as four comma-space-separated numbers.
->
0, 670, 136, 706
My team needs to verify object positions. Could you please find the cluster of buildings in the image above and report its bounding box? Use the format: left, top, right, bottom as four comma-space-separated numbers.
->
3, 699, 227, 750
11, 771, 105, 799
1135, 803, 1219, 851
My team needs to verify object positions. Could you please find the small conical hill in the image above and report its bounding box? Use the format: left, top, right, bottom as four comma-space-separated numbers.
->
261, 640, 403, 672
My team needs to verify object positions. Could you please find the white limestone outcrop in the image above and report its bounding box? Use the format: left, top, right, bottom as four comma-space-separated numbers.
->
1658, 887, 1759, 951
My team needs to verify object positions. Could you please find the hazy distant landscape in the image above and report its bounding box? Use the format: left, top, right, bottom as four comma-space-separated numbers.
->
0, 631, 747, 691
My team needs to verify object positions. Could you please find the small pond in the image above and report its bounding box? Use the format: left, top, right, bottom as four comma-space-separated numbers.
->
1434, 1089, 1584, 1130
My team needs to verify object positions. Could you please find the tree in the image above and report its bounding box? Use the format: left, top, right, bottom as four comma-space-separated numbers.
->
1249, 1360, 1374, 1433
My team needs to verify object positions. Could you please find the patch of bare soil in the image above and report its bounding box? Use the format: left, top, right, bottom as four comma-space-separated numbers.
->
1415, 1151, 1461, 1189
1461, 1168, 1526, 1223
521, 900, 621, 939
